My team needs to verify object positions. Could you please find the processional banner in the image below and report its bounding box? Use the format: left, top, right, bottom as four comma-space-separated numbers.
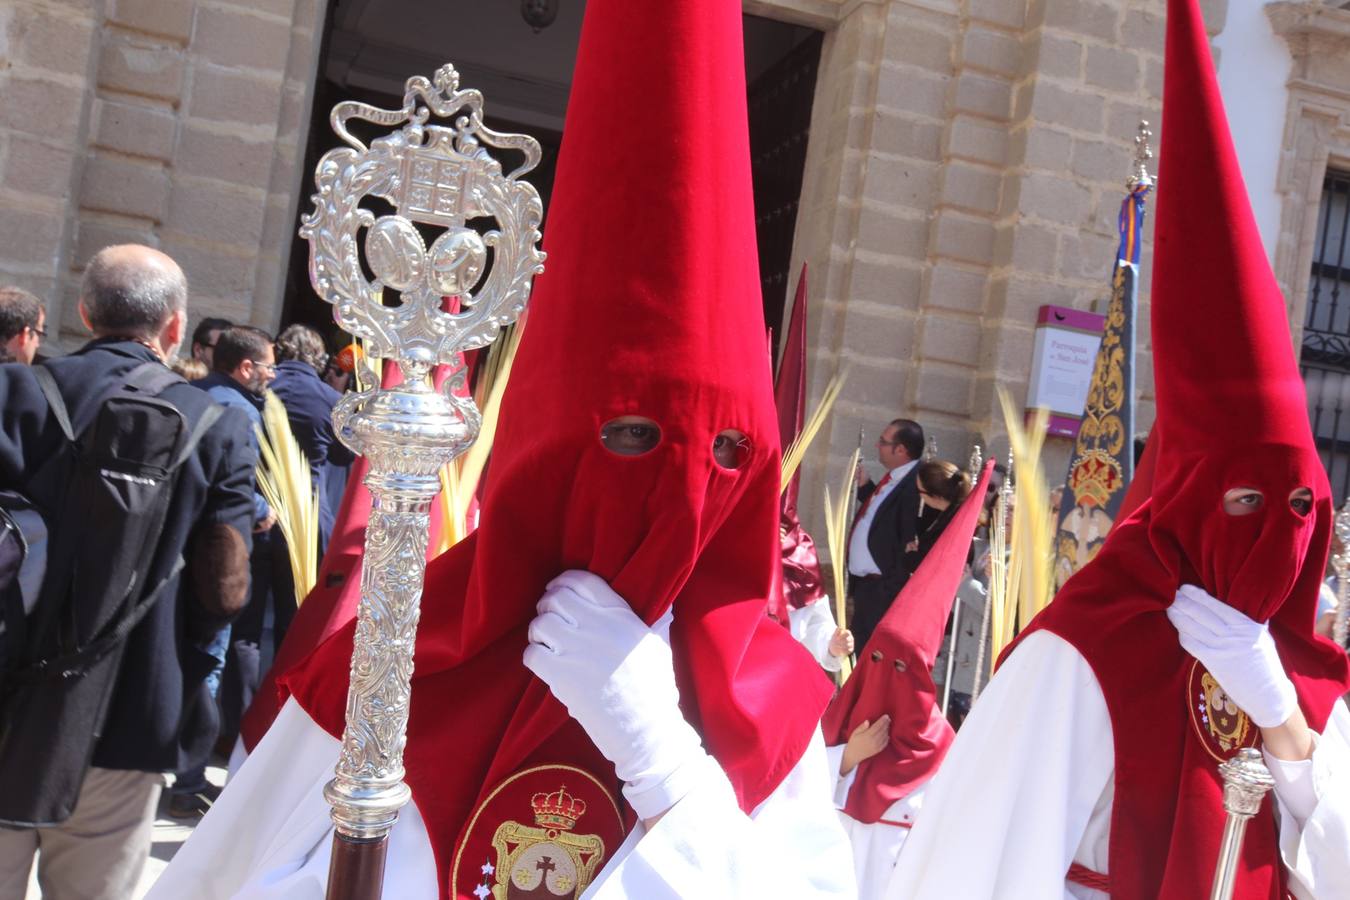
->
1052, 182, 1151, 591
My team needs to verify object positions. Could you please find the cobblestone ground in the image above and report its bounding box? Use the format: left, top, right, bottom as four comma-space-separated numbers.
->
23, 763, 226, 899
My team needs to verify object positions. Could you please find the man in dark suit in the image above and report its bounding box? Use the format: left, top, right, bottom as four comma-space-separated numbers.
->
0, 245, 255, 898
847, 417, 925, 652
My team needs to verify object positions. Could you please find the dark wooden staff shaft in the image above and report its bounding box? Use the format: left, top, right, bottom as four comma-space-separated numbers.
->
325, 833, 389, 900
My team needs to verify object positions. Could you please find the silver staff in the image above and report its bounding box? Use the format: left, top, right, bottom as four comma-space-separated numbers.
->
1333, 500, 1350, 648
300, 65, 545, 899
940, 445, 983, 715
1208, 748, 1275, 900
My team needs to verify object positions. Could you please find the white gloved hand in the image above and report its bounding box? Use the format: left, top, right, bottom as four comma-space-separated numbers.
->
523, 570, 714, 820
1167, 584, 1299, 729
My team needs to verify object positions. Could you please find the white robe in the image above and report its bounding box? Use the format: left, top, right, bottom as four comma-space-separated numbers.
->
825, 743, 926, 900
148, 698, 856, 899
885, 630, 1350, 900
790, 599, 843, 672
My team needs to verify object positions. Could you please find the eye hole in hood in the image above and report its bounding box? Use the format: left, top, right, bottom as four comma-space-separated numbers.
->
599, 416, 662, 457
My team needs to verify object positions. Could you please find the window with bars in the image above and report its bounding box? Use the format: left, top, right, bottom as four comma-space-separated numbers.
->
1301, 170, 1350, 501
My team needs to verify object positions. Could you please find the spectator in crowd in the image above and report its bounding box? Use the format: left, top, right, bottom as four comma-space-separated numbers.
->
189, 316, 233, 371
0, 245, 254, 898
906, 459, 973, 565
849, 418, 926, 651
174, 325, 278, 816
0, 286, 45, 365
269, 324, 355, 553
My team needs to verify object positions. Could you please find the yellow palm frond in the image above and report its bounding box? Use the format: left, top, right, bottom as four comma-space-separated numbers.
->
781, 366, 849, 494
254, 391, 319, 603
823, 445, 861, 683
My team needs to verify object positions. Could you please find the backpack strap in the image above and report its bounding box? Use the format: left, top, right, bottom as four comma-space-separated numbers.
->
12, 557, 186, 682
33, 361, 182, 442
30, 366, 74, 444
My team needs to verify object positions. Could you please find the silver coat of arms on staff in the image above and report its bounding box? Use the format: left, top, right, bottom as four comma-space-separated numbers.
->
300, 63, 545, 894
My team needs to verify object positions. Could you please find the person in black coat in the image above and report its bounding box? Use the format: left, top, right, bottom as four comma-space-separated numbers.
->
0, 245, 255, 899
269, 324, 355, 555
847, 417, 925, 652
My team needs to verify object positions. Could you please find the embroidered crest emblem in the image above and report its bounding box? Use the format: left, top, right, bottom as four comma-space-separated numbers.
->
1186, 659, 1259, 762
452, 765, 626, 900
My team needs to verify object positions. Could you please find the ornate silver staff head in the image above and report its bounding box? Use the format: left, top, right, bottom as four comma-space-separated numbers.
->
1128, 120, 1155, 192
302, 63, 545, 445
300, 65, 545, 844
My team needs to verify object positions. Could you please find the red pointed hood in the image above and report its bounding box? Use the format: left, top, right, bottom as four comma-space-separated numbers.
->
282, 4, 831, 892
822, 460, 993, 824
1016, 3, 1350, 896
1146, 0, 1328, 624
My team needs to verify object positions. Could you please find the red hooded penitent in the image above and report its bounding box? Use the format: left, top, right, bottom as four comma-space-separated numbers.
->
1017, 1, 1350, 897
823, 461, 993, 824
277, 1, 833, 897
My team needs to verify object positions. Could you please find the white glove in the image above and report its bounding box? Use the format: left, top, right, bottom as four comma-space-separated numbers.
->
1167, 584, 1299, 729
523, 570, 714, 820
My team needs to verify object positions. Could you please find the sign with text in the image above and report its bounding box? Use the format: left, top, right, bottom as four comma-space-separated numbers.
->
1028, 305, 1105, 438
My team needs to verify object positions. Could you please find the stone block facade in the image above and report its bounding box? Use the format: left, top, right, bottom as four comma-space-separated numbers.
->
0, 0, 327, 342
12, 0, 1346, 541
784, 0, 1231, 537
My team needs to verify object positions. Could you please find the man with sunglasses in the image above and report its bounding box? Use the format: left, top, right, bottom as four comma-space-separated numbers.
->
849, 418, 926, 651
0, 286, 45, 365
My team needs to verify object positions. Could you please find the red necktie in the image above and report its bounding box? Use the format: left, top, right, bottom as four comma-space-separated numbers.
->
850, 471, 893, 540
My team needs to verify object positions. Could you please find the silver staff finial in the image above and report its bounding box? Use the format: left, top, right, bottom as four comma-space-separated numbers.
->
968, 444, 983, 481
1128, 120, 1155, 192
302, 63, 545, 899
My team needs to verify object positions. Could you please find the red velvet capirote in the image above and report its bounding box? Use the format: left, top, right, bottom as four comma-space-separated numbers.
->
775, 263, 826, 615
278, 1, 833, 896
1016, 1, 1350, 897
823, 461, 993, 824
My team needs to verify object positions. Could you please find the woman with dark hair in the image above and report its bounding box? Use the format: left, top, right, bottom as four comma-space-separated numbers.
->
905, 460, 973, 566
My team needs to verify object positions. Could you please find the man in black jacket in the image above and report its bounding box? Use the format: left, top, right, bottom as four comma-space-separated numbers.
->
847, 417, 925, 651
0, 245, 255, 900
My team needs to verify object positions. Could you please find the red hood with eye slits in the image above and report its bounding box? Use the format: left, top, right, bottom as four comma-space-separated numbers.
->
277, 1, 832, 896
1006, 2, 1350, 897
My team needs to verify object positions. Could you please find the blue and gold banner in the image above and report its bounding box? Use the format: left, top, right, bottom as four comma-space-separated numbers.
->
1052, 184, 1150, 591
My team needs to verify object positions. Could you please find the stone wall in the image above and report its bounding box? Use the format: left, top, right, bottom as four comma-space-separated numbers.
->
788, 0, 1230, 538
0, 0, 327, 348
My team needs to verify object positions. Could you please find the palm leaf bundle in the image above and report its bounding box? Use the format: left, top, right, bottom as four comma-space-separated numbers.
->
435, 322, 524, 552
780, 366, 849, 494
823, 445, 862, 683
255, 391, 320, 603
988, 389, 1055, 666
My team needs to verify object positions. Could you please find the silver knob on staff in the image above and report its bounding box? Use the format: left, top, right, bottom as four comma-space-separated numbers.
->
300, 64, 545, 900
1208, 747, 1275, 900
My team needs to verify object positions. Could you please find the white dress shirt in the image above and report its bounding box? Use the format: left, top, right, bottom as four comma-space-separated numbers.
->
849, 460, 918, 577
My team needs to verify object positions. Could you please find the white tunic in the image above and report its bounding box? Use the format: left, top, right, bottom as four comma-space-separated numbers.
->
825, 743, 926, 900
148, 698, 855, 899
789, 598, 843, 672
885, 630, 1350, 900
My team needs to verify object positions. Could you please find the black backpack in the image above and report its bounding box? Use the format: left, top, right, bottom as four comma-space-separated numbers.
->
0, 361, 222, 826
